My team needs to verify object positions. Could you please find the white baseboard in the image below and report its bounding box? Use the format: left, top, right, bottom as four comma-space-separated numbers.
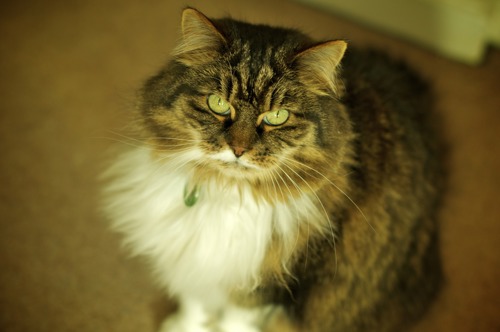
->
295, 0, 500, 65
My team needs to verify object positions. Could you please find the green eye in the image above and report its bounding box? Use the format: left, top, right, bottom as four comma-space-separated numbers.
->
263, 109, 290, 126
207, 94, 231, 115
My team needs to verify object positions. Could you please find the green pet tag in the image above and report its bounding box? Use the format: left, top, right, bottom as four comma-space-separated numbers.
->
183, 183, 200, 207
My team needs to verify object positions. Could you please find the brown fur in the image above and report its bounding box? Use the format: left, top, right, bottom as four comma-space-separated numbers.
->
134, 8, 443, 332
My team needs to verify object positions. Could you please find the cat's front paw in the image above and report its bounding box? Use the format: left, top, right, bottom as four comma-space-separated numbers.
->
159, 313, 214, 332
158, 304, 272, 332
217, 305, 275, 332
218, 318, 260, 332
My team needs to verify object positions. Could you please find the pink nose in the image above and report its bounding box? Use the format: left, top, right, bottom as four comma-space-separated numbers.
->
232, 146, 247, 158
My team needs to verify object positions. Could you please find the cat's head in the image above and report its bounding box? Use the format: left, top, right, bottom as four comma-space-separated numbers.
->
139, 8, 353, 195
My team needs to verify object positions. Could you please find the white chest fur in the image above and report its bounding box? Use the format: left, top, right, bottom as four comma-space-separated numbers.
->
103, 148, 322, 303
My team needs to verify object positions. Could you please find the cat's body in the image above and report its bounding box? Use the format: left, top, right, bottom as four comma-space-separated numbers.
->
103, 8, 443, 332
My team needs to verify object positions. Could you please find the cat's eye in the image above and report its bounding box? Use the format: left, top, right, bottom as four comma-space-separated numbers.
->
207, 94, 231, 115
263, 109, 290, 126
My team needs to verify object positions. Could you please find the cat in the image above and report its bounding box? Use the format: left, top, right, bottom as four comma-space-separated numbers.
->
102, 7, 443, 332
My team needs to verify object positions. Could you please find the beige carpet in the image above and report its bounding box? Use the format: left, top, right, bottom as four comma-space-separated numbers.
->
0, 0, 499, 331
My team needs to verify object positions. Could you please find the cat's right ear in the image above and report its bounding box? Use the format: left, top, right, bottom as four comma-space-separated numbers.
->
173, 8, 227, 66
294, 40, 347, 97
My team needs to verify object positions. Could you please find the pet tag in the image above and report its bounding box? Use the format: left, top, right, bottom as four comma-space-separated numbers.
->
183, 183, 200, 207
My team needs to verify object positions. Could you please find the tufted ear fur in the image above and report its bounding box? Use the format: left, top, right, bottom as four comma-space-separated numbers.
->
173, 8, 227, 66
294, 40, 347, 96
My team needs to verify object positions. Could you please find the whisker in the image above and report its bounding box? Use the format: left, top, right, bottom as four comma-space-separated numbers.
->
269, 167, 287, 207
153, 136, 205, 143
271, 162, 309, 265
148, 147, 200, 178
96, 134, 199, 151
262, 168, 280, 205
94, 136, 153, 150
272, 162, 310, 222
280, 161, 338, 276
108, 130, 204, 143
102, 130, 205, 148
282, 156, 376, 235
266, 166, 301, 278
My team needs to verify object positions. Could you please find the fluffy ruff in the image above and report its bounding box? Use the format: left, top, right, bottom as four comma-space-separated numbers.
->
102, 146, 325, 331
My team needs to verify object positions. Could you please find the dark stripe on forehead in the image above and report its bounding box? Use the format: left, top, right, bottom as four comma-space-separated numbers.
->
230, 49, 282, 104
224, 75, 233, 100
213, 21, 310, 107
269, 84, 285, 109
231, 67, 245, 99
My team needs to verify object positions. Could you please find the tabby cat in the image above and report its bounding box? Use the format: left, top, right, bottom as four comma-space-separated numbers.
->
103, 7, 443, 332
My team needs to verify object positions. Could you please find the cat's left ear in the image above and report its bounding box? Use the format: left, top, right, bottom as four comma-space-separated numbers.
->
294, 40, 347, 96
173, 8, 227, 66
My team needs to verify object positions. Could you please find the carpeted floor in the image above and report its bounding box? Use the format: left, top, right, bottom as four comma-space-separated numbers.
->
0, 1, 499, 331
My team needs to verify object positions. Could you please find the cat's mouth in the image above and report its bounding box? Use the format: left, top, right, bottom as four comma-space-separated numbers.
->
218, 157, 259, 170
208, 150, 260, 172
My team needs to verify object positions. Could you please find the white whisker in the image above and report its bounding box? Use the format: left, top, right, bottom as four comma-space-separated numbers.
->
99, 130, 204, 150
282, 156, 376, 235
271, 162, 309, 263
149, 150, 199, 178
280, 161, 338, 276
94, 136, 153, 150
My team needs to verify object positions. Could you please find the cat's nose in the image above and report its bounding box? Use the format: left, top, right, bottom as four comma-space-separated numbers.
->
231, 146, 247, 158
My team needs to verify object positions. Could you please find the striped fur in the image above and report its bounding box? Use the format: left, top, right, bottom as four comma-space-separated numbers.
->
103, 7, 443, 332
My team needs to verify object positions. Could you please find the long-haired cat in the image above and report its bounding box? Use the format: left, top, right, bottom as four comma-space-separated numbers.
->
103, 7, 443, 332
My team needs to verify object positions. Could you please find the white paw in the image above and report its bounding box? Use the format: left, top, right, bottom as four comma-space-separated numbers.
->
218, 305, 275, 332
158, 298, 275, 332
159, 311, 214, 332
218, 321, 260, 332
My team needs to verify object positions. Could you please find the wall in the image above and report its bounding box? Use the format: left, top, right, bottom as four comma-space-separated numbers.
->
295, 0, 500, 64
